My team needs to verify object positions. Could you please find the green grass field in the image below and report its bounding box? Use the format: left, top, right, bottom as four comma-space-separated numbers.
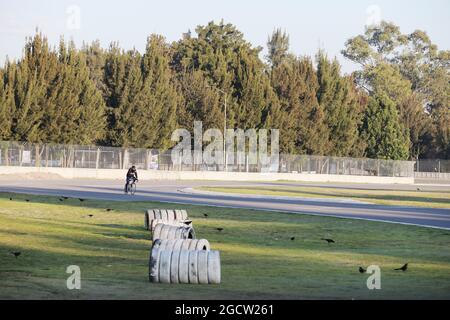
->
199, 185, 450, 209
0, 192, 449, 299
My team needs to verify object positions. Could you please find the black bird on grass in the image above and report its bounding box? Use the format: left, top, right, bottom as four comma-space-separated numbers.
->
25, 199, 30, 202
203, 213, 208, 218
394, 263, 408, 271
321, 238, 335, 244
290, 237, 295, 241
216, 227, 223, 232
359, 267, 366, 273
62, 196, 69, 200
11, 251, 21, 258
9, 197, 12, 201
78, 198, 85, 202
106, 208, 113, 212
59, 198, 64, 202
88, 214, 94, 218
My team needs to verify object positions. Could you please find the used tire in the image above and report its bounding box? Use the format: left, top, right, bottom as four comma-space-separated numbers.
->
152, 223, 195, 241
149, 248, 221, 284
145, 209, 189, 230
154, 239, 210, 252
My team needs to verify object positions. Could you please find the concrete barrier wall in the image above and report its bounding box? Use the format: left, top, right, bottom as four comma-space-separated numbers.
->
0, 166, 414, 184
415, 172, 450, 180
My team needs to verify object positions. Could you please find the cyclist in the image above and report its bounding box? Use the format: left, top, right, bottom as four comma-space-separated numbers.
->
124, 165, 138, 193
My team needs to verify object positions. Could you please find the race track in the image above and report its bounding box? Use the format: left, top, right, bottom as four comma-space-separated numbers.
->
1, 179, 449, 230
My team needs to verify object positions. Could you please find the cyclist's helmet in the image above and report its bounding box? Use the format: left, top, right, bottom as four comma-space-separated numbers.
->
131, 165, 136, 170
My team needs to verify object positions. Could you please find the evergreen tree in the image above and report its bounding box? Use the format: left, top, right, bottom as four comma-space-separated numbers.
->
177, 70, 222, 130
0, 64, 15, 140
316, 51, 365, 156
267, 28, 290, 67
360, 93, 410, 160
82, 40, 108, 97
108, 49, 144, 147
11, 33, 57, 143
43, 39, 106, 144
172, 21, 279, 149
271, 56, 329, 154
141, 35, 181, 150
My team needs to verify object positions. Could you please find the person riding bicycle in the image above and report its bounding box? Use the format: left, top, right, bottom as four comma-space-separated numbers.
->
124, 165, 138, 193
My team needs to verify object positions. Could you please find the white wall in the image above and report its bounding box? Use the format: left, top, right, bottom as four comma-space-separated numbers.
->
0, 166, 415, 184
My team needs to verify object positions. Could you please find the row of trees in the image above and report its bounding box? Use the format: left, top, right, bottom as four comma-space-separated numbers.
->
0, 21, 448, 159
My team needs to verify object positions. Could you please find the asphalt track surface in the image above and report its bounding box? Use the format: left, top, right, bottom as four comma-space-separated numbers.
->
1, 179, 449, 230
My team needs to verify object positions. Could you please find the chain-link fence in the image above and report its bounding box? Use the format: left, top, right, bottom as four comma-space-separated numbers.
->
415, 159, 450, 173
0, 140, 416, 177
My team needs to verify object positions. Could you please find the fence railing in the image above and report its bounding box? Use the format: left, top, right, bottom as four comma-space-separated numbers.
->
415, 159, 450, 173
0, 141, 417, 177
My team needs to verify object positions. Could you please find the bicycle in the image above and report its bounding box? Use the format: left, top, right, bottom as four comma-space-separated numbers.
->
125, 178, 137, 195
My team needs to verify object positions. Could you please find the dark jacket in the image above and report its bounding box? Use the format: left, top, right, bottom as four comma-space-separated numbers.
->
126, 167, 138, 180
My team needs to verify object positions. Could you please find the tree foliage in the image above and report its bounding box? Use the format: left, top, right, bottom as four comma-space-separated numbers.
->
0, 21, 447, 160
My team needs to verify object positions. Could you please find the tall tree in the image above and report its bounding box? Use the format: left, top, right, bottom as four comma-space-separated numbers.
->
82, 40, 108, 97
177, 70, 222, 130
267, 28, 290, 67
0, 64, 16, 140
141, 35, 181, 150
360, 93, 410, 160
11, 33, 57, 143
105, 35, 181, 149
43, 39, 106, 144
316, 51, 365, 156
342, 21, 449, 159
271, 55, 329, 154
172, 21, 278, 139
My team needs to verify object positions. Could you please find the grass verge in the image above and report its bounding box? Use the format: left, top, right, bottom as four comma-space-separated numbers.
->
0, 192, 449, 299
199, 186, 450, 209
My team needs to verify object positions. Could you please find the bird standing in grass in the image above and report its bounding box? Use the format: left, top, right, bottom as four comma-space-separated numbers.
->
359, 267, 366, 273
321, 238, 335, 244
9, 197, 12, 201
78, 198, 85, 202
88, 214, 94, 218
11, 251, 21, 258
394, 263, 408, 271
203, 213, 208, 218
106, 208, 113, 212
216, 227, 223, 232
62, 196, 69, 200
25, 199, 30, 202
290, 237, 295, 241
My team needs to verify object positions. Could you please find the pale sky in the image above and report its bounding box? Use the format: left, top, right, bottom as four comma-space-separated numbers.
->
0, 0, 449, 74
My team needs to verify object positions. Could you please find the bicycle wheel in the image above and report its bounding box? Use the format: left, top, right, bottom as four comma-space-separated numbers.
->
126, 183, 132, 194
130, 183, 136, 195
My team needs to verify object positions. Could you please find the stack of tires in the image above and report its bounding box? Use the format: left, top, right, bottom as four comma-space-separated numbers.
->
145, 209, 221, 284
145, 209, 190, 231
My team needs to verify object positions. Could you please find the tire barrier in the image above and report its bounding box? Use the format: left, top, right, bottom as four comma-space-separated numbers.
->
149, 219, 193, 232
153, 239, 211, 252
145, 209, 188, 230
149, 244, 221, 284
147, 209, 221, 285
152, 223, 195, 241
